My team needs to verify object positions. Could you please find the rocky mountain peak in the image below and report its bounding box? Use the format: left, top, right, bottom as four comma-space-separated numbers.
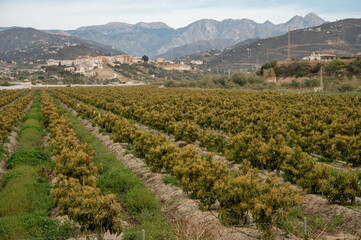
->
304, 12, 326, 26
135, 22, 172, 29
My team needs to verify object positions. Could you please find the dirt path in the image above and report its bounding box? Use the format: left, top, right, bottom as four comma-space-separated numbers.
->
303, 194, 361, 238
59, 101, 262, 240
0, 101, 33, 187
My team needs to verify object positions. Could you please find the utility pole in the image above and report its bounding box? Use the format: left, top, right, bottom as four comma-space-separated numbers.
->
320, 66, 324, 91
288, 26, 291, 60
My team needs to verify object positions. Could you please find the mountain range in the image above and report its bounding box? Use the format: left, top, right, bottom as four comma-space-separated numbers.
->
0, 13, 329, 62
49, 12, 324, 59
185, 18, 361, 69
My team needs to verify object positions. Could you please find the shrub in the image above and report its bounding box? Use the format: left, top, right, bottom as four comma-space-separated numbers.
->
225, 132, 264, 165
338, 84, 354, 93
295, 62, 310, 77
322, 170, 360, 204
200, 130, 227, 152
145, 142, 179, 172
259, 61, 277, 76
346, 59, 361, 75
216, 169, 302, 229
310, 63, 322, 74
325, 59, 346, 75
51, 178, 123, 235
333, 135, 361, 166
282, 146, 332, 194
173, 121, 200, 143
173, 146, 229, 208
216, 169, 259, 225
290, 79, 300, 88
112, 118, 136, 144
132, 131, 166, 158
212, 76, 228, 86
299, 162, 332, 194
231, 73, 247, 86
231, 72, 263, 86
55, 143, 100, 186
260, 136, 290, 171
304, 79, 320, 88
251, 176, 303, 230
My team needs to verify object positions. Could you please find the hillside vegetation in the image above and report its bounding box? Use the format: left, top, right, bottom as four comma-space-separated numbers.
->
0, 28, 124, 62
186, 18, 361, 69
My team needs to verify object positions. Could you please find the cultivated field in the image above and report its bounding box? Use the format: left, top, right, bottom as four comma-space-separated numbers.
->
0, 86, 360, 239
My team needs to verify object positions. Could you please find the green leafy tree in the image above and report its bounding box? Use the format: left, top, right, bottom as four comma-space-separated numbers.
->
322, 170, 360, 204
142, 55, 149, 62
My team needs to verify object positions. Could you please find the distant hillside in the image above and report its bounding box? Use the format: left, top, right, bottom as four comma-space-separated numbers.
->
68, 22, 176, 59
0, 28, 125, 62
186, 18, 361, 69
68, 13, 326, 58
0, 27, 18, 32
154, 39, 237, 60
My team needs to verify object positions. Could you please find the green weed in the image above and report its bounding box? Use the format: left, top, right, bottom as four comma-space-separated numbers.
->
0, 165, 53, 216
0, 213, 76, 240
2, 171, 23, 187
2, 137, 10, 143
162, 175, 180, 187
6, 149, 50, 169
123, 188, 161, 214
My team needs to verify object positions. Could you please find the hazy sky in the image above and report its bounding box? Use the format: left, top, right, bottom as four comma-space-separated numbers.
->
0, 0, 360, 30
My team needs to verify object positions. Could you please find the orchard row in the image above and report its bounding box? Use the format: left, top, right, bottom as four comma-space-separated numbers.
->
55, 87, 361, 205
53, 89, 307, 231
0, 90, 33, 139
40, 91, 123, 235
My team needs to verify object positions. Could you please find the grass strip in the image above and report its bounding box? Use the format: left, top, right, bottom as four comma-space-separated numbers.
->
65, 109, 176, 240
0, 91, 76, 240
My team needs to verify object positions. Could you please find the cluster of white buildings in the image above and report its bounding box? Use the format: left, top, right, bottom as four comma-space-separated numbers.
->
46, 55, 134, 77
155, 58, 195, 71
47, 54, 196, 77
302, 53, 337, 61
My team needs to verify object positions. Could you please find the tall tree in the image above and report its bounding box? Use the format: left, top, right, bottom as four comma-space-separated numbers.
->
142, 55, 149, 62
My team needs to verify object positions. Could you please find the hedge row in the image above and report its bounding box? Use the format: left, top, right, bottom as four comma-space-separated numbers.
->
0, 90, 33, 140
40, 91, 122, 236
